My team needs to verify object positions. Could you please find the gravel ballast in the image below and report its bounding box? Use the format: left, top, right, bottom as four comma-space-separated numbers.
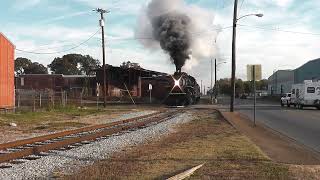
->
0, 111, 193, 180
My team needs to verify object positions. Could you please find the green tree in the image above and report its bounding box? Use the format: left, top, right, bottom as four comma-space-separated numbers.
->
235, 79, 245, 96
256, 79, 268, 90
217, 78, 247, 95
24, 62, 48, 74
48, 54, 100, 75
79, 55, 101, 75
15, 57, 32, 75
15, 57, 48, 74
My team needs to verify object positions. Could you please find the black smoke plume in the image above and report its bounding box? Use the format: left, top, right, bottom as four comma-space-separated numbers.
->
151, 12, 192, 72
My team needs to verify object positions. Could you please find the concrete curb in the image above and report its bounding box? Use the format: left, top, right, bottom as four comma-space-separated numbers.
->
215, 108, 320, 163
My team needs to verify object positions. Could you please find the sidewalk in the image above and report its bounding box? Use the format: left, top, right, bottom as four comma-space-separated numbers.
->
220, 110, 320, 165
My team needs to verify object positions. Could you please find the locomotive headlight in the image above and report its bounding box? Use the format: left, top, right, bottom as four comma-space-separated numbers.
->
174, 78, 180, 88
172, 76, 183, 91
169, 75, 184, 93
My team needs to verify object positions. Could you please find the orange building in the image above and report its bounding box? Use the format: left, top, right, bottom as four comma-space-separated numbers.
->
0, 33, 15, 109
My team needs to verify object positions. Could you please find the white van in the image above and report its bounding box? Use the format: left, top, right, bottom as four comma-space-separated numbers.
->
290, 80, 320, 109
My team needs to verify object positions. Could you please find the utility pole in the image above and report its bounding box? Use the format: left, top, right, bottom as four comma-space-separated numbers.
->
210, 59, 213, 103
230, 0, 238, 112
214, 59, 217, 101
94, 8, 109, 108
200, 80, 202, 96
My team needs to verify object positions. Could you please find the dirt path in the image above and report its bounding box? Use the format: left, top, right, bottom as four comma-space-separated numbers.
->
221, 111, 320, 165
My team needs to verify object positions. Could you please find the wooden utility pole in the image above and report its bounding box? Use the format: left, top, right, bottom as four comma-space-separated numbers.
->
210, 59, 213, 103
94, 8, 109, 108
200, 80, 202, 96
230, 0, 238, 112
214, 59, 217, 100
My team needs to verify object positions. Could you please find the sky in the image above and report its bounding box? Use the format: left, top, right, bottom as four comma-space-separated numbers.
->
1, 0, 320, 88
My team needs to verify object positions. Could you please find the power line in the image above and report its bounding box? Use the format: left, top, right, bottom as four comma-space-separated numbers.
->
238, 24, 320, 36
238, 0, 245, 16
15, 29, 100, 54
15, 25, 233, 54
107, 26, 233, 42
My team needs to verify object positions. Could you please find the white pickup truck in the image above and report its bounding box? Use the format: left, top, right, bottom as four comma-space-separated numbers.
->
280, 93, 292, 107
281, 80, 320, 110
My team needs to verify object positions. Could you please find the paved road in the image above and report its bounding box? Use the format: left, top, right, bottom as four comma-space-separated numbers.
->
217, 97, 320, 153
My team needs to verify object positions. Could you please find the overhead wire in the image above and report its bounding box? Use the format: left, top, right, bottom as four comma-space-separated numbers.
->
238, 24, 320, 36
15, 25, 233, 53
15, 29, 101, 55
238, 0, 245, 16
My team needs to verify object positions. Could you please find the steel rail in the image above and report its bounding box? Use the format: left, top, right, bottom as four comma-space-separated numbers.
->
0, 111, 163, 151
0, 110, 180, 164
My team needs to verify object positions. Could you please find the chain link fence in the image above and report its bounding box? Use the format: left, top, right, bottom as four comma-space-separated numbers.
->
15, 88, 97, 111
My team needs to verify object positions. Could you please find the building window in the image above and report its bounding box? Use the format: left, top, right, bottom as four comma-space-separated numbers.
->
21, 78, 24, 86
292, 89, 295, 94
307, 87, 315, 93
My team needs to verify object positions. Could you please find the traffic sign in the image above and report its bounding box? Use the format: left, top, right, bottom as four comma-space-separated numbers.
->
247, 64, 262, 81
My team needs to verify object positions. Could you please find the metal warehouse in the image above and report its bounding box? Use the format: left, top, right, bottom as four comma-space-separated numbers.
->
268, 58, 320, 95
268, 70, 294, 95
0, 32, 15, 109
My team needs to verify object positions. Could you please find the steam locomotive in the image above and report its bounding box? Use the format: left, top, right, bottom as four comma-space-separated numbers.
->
164, 72, 201, 106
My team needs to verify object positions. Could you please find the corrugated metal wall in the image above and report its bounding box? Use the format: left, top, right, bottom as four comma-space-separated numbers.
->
0, 33, 15, 108
294, 58, 320, 83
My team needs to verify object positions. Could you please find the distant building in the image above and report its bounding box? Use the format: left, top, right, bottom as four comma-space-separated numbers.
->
268, 70, 294, 95
268, 58, 320, 95
0, 33, 15, 109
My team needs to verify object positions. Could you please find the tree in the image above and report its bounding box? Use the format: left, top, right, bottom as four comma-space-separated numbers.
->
79, 55, 101, 75
15, 57, 47, 75
24, 62, 48, 74
48, 54, 100, 75
256, 79, 268, 90
217, 78, 247, 95
49, 56, 80, 75
15, 57, 32, 75
235, 79, 245, 96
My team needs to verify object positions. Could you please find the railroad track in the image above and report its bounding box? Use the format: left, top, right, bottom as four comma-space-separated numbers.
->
0, 110, 182, 168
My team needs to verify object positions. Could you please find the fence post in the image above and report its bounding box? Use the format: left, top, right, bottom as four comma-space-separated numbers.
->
39, 92, 42, 108
80, 92, 83, 106
17, 91, 20, 109
65, 91, 68, 106
61, 91, 64, 107
33, 91, 36, 112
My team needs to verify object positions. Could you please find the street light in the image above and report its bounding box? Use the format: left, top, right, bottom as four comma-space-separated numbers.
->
230, 0, 263, 112
237, 13, 264, 21
214, 61, 226, 103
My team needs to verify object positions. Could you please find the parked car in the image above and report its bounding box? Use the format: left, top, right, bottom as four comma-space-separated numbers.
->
240, 94, 247, 99
280, 93, 292, 107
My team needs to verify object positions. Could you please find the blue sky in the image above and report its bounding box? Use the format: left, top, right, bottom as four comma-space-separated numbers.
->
1, 0, 320, 87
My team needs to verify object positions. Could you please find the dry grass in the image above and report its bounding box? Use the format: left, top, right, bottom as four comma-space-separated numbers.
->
64, 110, 292, 180
0, 105, 138, 130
